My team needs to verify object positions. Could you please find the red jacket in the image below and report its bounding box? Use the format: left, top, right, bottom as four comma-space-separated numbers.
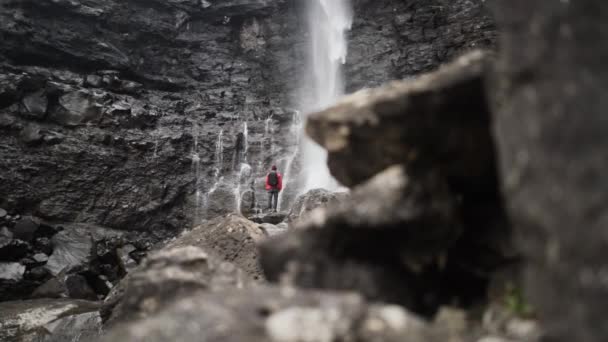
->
265, 172, 283, 191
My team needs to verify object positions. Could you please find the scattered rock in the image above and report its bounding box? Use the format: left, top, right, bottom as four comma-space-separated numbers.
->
0, 238, 30, 261
27, 266, 50, 281
0, 263, 26, 282
34, 237, 53, 255
84, 75, 103, 88
33, 271, 98, 300
45, 228, 94, 276
12, 216, 40, 242
103, 246, 249, 325
32, 253, 48, 264
0, 227, 13, 239
20, 89, 48, 119
45, 224, 123, 276
19, 124, 44, 145
116, 244, 137, 273
0, 208, 7, 219
101, 286, 435, 342
50, 90, 103, 126
286, 189, 348, 224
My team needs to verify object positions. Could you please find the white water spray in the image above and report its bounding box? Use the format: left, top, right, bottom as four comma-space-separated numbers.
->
301, 0, 353, 191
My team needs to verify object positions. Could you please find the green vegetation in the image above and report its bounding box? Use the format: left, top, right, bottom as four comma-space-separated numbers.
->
504, 283, 535, 318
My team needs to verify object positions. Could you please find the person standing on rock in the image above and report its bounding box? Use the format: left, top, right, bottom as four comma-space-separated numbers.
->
265, 165, 283, 212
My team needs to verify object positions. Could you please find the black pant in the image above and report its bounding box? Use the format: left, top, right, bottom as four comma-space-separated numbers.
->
267, 190, 279, 210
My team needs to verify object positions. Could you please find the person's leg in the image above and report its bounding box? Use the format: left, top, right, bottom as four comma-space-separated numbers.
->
267, 191, 272, 210
272, 190, 279, 211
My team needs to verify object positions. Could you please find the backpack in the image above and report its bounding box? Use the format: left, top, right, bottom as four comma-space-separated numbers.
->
268, 172, 279, 187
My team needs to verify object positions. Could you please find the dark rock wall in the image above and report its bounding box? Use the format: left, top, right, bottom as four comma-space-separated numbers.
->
492, 1, 608, 341
0, 0, 495, 233
0, 0, 304, 233
347, 0, 496, 90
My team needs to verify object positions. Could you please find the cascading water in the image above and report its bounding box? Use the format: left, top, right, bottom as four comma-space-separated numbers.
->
277, 110, 301, 211
234, 122, 252, 214
243, 122, 249, 158
192, 125, 202, 224
204, 130, 224, 218
234, 163, 252, 214
300, 0, 353, 191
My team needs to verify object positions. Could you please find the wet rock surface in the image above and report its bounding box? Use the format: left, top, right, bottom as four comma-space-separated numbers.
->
0, 213, 152, 301
0, 298, 100, 342
248, 211, 288, 225
286, 189, 349, 225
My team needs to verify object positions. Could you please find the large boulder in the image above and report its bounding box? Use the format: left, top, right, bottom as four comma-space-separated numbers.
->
101, 286, 435, 342
167, 214, 266, 279
102, 246, 249, 326
0, 238, 30, 261
491, 1, 608, 341
45, 224, 124, 276
0, 298, 101, 342
32, 270, 98, 300
261, 166, 462, 313
306, 50, 496, 195
0, 262, 26, 282
11, 216, 40, 242
286, 189, 348, 224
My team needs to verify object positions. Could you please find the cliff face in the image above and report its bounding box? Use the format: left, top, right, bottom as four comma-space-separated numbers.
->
0, 0, 495, 234
0, 0, 302, 234
347, 0, 495, 90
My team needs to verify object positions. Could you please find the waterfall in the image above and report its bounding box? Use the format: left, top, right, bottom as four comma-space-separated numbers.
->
192, 125, 202, 225
234, 122, 252, 214
243, 122, 249, 158
234, 163, 252, 214
216, 129, 224, 167
301, 0, 353, 191
277, 110, 302, 211
203, 130, 224, 218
